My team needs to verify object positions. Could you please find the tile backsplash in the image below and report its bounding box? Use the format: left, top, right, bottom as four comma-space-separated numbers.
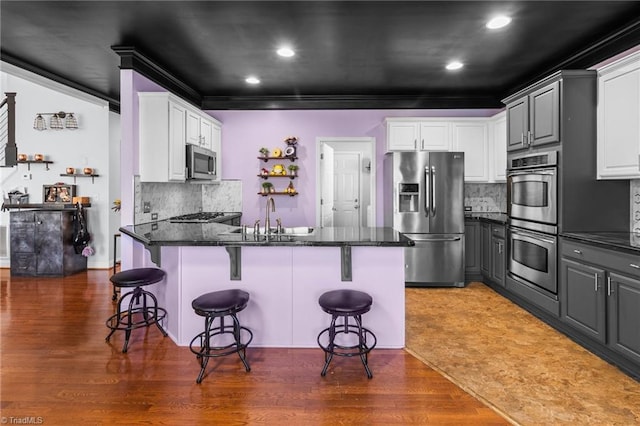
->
464, 183, 506, 213
135, 178, 242, 224
631, 180, 640, 232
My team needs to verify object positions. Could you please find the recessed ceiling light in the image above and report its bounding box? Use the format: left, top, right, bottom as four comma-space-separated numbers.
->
486, 15, 512, 29
446, 61, 464, 71
245, 76, 261, 85
277, 47, 295, 58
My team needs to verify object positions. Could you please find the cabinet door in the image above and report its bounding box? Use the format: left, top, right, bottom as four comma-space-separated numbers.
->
185, 109, 202, 146
464, 221, 480, 275
607, 272, 640, 364
491, 235, 505, 287
168, 102, 187, 181
35, 212, 63, 275
419, 122, 450, 151
491, 114, 507, 182
506, 98, 528, 151
560, 257, 606, 343
480, 222, 491, 278
199, 118, 213, 151
597, 54, 640, 179
452, 122, 489, 182
387, 122, 418, 151
529, 81, 560, 147
10, 222, 35, 253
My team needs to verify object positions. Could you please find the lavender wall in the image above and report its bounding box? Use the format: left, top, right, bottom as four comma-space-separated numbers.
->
209, 109, 500, 227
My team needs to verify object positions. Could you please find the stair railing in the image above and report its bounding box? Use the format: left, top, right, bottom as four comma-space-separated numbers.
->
0, 92, 17, 167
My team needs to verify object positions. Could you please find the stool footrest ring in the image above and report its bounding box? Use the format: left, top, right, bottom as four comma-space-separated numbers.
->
317, 325, 377, 357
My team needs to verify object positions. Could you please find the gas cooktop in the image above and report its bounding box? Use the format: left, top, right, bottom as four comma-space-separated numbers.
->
168, 212, 226, 223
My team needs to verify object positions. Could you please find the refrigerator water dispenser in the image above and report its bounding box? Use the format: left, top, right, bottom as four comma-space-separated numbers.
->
398, 183, 419, 212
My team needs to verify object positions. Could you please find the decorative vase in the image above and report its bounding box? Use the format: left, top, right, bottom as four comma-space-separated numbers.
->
34, 154, 44, 161
18, 154, 27, 162
66, 167, 75, 174
83, 167, 93, 175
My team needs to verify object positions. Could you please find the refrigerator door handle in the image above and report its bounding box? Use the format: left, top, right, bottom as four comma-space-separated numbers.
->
424, 166, 430, 216
431, 165, 436, 217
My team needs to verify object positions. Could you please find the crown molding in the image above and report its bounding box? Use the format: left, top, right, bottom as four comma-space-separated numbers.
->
0, 52, 118, 112
111, 46, 202, 109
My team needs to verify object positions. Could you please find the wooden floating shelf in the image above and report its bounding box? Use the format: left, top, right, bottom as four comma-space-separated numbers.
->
59, 173, 100, 183
257, 192, 298, 197
17, 160, 53, 170
258, 156, 297, 162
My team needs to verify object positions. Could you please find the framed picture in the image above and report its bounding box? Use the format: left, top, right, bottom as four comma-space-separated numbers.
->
43, 184, 76, 203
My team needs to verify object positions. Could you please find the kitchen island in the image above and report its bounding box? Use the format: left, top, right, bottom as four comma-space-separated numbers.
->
120, 221, 412, 348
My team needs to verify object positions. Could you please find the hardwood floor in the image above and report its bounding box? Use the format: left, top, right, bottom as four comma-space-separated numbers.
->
0, 269, 507, 425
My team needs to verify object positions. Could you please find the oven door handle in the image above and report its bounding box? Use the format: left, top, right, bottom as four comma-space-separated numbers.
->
507, 169, 556, 177
510, 228, 556, 244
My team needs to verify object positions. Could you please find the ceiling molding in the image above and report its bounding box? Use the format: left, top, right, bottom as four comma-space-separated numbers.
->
201, 94, 503, 110
501, 16, 640, 99
112, 46, 202, 109
0, 51, 120, 112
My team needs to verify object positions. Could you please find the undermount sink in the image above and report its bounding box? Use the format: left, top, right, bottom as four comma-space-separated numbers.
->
228, 226, 315, 236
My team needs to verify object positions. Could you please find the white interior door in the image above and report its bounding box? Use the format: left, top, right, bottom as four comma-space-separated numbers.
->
320, 144, 335, 227
333, 152, 361, 227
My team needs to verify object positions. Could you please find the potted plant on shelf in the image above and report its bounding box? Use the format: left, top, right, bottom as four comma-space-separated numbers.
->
261, 181, 274, 194
287, 164, 299, 177
259, 147, 269, 158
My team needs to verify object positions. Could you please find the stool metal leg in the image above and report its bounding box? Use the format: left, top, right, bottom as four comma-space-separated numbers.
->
196, 315, 213, 384
354, 314, 373, 379
232, 313, 251, 372
320, 314, 338, 376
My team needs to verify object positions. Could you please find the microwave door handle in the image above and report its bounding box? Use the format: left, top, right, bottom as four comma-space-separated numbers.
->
424, 166, 430, 216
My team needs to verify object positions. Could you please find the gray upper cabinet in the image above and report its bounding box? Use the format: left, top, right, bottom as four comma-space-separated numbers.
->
506, 80, 559, 152
504, 71, 594, 153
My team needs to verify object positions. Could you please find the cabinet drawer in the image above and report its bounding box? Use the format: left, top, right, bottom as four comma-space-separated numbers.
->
10, 212, 35, 223
491, 224, 505, 239
10, 253, 36, 275
562, 238, 640, 278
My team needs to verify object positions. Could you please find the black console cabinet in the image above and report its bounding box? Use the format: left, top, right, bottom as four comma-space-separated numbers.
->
10, 210, 87, 276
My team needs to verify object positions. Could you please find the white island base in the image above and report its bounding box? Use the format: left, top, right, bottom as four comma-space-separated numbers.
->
135, 243, 406, 348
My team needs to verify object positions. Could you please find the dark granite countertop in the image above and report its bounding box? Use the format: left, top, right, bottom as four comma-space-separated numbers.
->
561, 232, 640, 255
464, 212, 508, 225
120, 221, 413, 247
3, 203, 91, 211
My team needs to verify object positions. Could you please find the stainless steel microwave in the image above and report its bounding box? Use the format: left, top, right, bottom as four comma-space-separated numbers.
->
186, 144, 217, 180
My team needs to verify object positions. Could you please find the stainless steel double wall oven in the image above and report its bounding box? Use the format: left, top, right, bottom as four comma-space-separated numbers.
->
507, 151, 558, 296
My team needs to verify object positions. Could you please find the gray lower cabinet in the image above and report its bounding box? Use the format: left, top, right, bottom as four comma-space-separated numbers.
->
480, 222, 491, 277
10, 210, 87, 276
560, 238, 640, 366
464, 220, 481, 281
480, 222, 506, 287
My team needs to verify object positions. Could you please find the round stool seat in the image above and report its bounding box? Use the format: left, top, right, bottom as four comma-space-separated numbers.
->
319, 289, 372, 315
110, 267, 166, 288
192, 289, 250, 315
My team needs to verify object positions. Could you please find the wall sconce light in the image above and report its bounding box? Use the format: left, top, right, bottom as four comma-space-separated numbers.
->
33, 111, 78, 130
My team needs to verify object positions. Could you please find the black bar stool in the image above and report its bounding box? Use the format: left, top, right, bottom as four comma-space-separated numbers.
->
189, 289, 253, 384
317, 289, 377, 378
106, 267, 168, 353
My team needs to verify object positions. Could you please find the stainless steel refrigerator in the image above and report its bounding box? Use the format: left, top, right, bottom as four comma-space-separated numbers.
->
384, 151, 465, 287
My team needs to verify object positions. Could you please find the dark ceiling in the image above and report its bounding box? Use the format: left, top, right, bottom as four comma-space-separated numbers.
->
2, 1, 640, 112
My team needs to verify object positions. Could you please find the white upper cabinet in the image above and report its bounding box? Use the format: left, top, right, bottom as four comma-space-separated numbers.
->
385, 115, 505, 182
490, 112, 507, 182
386, 120, 420, 151
139, 92, 222, 183
597, 50, 640, 179
452, 120, 489, 182
139, 93, 187, 182
386, 118, 451, 151
419, 122, 451, 151
186, 109, 219, 152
